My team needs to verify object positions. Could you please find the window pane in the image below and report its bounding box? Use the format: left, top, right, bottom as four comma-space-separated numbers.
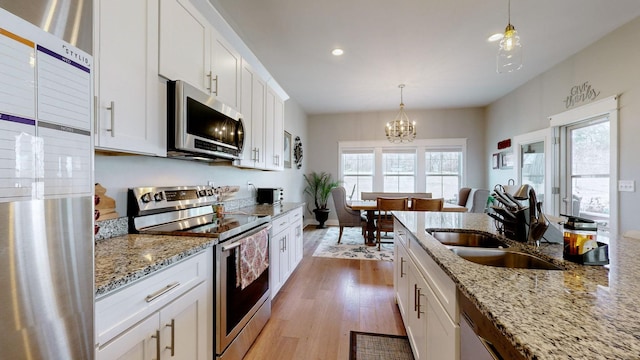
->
383, 152, 415, 174
343, 153, 374, 175
572, 177, 609, 226
568, 118, 610, 226
571, 121, 609, 176
343, 176, 373, 201
384, 176, 414, 192
382, 152, 416, 192
342, 152, 374, 200
521, 141, 545, 203
426, 150, 462, 203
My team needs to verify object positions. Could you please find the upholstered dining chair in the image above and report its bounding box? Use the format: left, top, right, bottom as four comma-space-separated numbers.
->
331, 186, 367, 243
411, 198, 444, 211
375, 197, 408, 250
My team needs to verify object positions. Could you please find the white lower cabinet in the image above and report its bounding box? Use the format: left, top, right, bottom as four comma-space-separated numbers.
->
394, 237, 410, 321
394, 219, 459, 360
269, 207, 304, 299
407, 264, 429, 360
97, 282, 207, 360
96, 312, 159, 360
96, 251, 210, 360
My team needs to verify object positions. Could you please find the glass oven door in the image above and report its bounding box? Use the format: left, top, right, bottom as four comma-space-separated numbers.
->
215, 224, 270, 354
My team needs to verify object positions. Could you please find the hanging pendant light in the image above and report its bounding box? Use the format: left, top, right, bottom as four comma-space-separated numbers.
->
386, 84, 416, 143
497, 0, 523, 73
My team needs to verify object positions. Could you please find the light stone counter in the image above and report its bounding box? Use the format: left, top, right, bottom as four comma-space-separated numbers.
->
393, 211, 639, 359
95, 202, 304, 297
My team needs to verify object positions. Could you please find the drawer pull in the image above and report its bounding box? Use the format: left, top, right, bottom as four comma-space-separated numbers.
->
166, 319, 175, 356
151, 330, 161, 360
146, 282, 180, 303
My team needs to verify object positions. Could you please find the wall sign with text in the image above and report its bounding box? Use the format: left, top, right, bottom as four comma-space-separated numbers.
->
563, 81, 600, 109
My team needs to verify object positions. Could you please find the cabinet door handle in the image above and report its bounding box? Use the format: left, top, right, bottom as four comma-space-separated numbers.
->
400, 257, 406, 277
151, 330, 161, 360
416, 287, 424, 319
106, 101, 115, 137
206, 71, 212, 91
165, 319, 175, 356
93, 95, 98, 135
414, 283, 418, 312
146, 282, 180, 303
212, 74, 219, 95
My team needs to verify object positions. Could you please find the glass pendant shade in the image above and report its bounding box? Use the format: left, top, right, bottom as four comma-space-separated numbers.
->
497, 23, 523, 73
386, 85, 416, 143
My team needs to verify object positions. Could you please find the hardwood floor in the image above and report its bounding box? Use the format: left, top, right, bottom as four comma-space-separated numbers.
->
243, 226, 406, 360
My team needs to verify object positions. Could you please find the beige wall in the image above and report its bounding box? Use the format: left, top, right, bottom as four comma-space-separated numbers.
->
95, 97, 308, 216
305, 107, 486, 222
486, 16, 640, 233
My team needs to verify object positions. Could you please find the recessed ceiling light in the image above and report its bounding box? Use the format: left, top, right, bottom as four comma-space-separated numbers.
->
331, 48, 344, 56
488, 33, 504, 42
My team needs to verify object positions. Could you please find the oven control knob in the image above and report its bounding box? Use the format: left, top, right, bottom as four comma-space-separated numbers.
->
140, 192, 152, 203
198, 189, 207, 197
206, 189, 214, 196
154, 192, 164, 201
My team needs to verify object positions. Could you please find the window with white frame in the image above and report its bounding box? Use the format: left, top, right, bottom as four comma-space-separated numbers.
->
383, 150, 416, 192
425, 150, 463, 203
342, 150, 374, 200
338, 139, 467, 200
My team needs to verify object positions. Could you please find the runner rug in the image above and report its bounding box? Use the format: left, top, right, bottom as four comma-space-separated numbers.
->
312, 227, 393, 261
349, 331, 414, 360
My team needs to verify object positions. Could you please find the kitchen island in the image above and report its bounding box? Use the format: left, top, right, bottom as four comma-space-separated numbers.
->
393, 211, 640, 359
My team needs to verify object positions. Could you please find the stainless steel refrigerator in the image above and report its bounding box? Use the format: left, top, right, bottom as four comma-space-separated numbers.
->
0, 3, 94, 359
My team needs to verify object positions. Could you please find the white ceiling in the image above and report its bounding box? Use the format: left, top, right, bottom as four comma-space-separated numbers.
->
208, 0, 640, 115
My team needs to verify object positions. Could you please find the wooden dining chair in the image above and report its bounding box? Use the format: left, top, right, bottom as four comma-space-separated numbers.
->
411, 198, 444, 211
375, 197, 408, 250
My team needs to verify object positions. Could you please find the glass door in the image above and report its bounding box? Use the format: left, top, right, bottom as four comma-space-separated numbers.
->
520, 141, 545, 203
513, 129, 554, 214
564, 117, 610, 226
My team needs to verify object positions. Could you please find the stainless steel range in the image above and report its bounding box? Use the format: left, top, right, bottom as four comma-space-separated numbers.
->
128, 185, 272, 360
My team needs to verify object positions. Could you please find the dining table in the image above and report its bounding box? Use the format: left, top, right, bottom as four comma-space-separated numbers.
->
347, 200, 468, 246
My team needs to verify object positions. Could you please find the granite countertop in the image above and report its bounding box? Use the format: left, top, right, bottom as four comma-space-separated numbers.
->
393, 211, 640, 359
95, 202, 305, 297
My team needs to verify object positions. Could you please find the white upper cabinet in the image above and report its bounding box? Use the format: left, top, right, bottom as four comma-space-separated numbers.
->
159, 0, 241, 112
234, 60, 266, 168
159, 0, 211, 93
94, 0, 165, 156
211, 30, 241, 110
265, 86, 284, 170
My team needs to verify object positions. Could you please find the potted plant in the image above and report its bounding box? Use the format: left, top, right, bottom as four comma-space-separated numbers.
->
303, 171, 340, 228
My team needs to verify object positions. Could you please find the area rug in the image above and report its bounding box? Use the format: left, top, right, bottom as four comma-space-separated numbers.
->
312, 227, 394, 261
349, 331, 414, 360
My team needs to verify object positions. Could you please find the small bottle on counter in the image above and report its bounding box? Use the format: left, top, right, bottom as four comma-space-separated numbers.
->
215, 203, 224, 219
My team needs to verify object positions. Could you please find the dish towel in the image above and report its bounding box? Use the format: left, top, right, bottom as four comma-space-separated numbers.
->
236, 228, 270, 289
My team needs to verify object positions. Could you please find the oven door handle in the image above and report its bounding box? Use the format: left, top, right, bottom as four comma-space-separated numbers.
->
221, 224, 272, 252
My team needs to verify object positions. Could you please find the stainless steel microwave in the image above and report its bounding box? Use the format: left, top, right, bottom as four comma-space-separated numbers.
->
167, 80, 244, 161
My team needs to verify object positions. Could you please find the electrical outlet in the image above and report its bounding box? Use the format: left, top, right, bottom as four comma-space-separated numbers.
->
618, 180, 635, 192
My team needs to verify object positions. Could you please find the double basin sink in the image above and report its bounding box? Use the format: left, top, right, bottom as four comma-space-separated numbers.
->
429, 231, 562, 270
